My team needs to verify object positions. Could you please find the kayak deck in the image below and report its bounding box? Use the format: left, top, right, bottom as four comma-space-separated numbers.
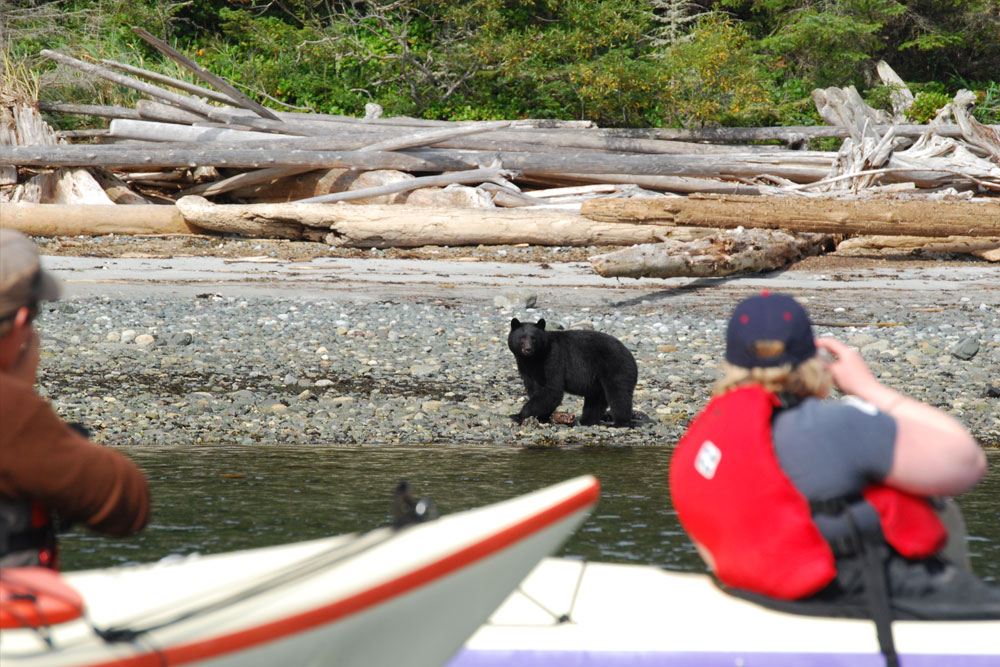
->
453, 558, 1000, 666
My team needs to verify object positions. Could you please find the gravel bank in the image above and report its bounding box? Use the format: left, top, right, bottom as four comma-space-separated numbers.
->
35, 290, 1000, 449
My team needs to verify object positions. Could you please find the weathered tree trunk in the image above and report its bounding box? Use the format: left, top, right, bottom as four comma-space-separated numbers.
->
317, 214, 683, 248
581, 195, 1000, 238
108, 118, 761, 155
0, 144, 834, 182
0, 203, 200, 235
837, 235, 1000, 261
174, 195, 689, 247
585, 124, 1000, 142
37, 101, 144, 121
0, 144, 477, 171
590, 229, 832, 278
37, 98, 996, 142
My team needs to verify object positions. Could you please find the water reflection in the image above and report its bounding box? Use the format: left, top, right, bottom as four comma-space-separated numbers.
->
61, 446, 999, 583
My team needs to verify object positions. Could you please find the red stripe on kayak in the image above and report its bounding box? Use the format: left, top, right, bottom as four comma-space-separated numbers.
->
83, 478, 600, 667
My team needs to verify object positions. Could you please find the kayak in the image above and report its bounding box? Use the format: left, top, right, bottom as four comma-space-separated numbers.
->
452, 557, 1000, 667
0, 475, 599, 667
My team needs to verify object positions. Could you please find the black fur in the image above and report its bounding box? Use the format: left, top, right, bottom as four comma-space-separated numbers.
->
507, 318, 638, 427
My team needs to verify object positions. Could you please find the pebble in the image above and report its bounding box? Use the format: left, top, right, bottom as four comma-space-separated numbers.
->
33, 294, 1000, 449
950, 336, 980, 360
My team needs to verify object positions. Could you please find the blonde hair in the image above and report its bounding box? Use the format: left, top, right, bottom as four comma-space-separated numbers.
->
712, 357, 832, 398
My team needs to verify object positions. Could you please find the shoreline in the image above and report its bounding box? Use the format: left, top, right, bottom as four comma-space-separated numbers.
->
31, 237, 999, 449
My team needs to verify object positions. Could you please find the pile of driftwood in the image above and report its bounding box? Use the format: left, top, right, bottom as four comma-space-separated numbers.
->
1, 27, 998, 275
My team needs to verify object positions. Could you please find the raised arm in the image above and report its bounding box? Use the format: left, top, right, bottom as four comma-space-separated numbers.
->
815, 337, 986, 496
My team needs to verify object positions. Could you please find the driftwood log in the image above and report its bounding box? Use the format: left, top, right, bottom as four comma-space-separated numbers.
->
174, 195, 692, 247
581, 195, 1000, 238
106, 117, 773, 156
837, 235, 1000, 261
593, 123, 1000, 143
590, 229, 832, 278
0, 203, 200, 236
35, 101, 998, 144
0, 144, 835, 182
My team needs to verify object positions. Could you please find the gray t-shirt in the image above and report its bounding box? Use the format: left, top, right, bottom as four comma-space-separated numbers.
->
772, 396, 897, 542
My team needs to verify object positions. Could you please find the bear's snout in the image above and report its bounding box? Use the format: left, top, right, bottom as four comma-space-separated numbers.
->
519, 340, 536, 356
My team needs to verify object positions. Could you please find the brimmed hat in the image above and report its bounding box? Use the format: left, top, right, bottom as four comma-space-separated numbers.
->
0, 229, 61, 321
725, 291, 816, 368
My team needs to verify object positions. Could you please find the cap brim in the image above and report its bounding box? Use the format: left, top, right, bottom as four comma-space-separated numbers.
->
36, 269, 61, 302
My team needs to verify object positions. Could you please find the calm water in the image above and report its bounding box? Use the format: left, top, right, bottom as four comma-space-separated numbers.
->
60, 446, 999, 582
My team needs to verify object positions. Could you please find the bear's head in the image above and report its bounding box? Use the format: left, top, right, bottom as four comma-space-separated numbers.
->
508, 318, 548, 358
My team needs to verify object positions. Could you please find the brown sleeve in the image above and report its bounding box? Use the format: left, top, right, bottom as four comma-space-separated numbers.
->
0, 375, 151, 535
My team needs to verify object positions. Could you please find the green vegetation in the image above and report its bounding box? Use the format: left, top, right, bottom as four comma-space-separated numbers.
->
3, 0, 998, 128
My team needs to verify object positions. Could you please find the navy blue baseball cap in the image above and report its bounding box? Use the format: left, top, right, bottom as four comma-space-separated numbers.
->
725, 291, 816, 368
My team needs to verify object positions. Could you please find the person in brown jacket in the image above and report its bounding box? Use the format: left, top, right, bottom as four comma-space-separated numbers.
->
0, 229, 150, 569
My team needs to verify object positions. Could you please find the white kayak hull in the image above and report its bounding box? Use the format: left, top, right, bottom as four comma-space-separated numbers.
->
453, 558, 1000, 666
1, 476, 599, 667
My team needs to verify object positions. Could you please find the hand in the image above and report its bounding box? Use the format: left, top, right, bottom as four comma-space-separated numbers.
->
6, 327, 41, 387
814, 337, 880, 399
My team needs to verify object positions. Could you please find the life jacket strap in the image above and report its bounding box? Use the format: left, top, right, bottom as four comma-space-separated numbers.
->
841, 500, 899, 667
806, 494, 899, 665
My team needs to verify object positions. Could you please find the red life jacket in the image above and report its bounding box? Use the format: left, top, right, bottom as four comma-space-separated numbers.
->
670, 385, 946, 600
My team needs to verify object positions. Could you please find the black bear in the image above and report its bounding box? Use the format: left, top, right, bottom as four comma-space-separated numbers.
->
507, 318, 638, 427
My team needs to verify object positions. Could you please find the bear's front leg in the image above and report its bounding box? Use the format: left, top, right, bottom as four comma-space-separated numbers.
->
513, 385, 564, 424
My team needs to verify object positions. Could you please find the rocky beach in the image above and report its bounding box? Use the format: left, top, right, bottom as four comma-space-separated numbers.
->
30, 236, 1000, 450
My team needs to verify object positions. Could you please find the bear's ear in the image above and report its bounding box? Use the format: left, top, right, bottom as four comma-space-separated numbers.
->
510, 318, 520, 329
536, 318, 546, 330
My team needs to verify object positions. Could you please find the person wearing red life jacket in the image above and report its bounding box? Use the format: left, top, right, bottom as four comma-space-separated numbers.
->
0, 229, 150, 569
670, 292, 1000, 635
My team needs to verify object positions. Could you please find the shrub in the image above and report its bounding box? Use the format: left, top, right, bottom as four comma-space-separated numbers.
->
655, 14, 778, 127
906, 90, 952, 123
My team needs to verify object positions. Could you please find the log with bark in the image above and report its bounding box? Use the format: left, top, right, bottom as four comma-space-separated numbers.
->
581, 195, 1000, 238
590, 229, 832, 278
